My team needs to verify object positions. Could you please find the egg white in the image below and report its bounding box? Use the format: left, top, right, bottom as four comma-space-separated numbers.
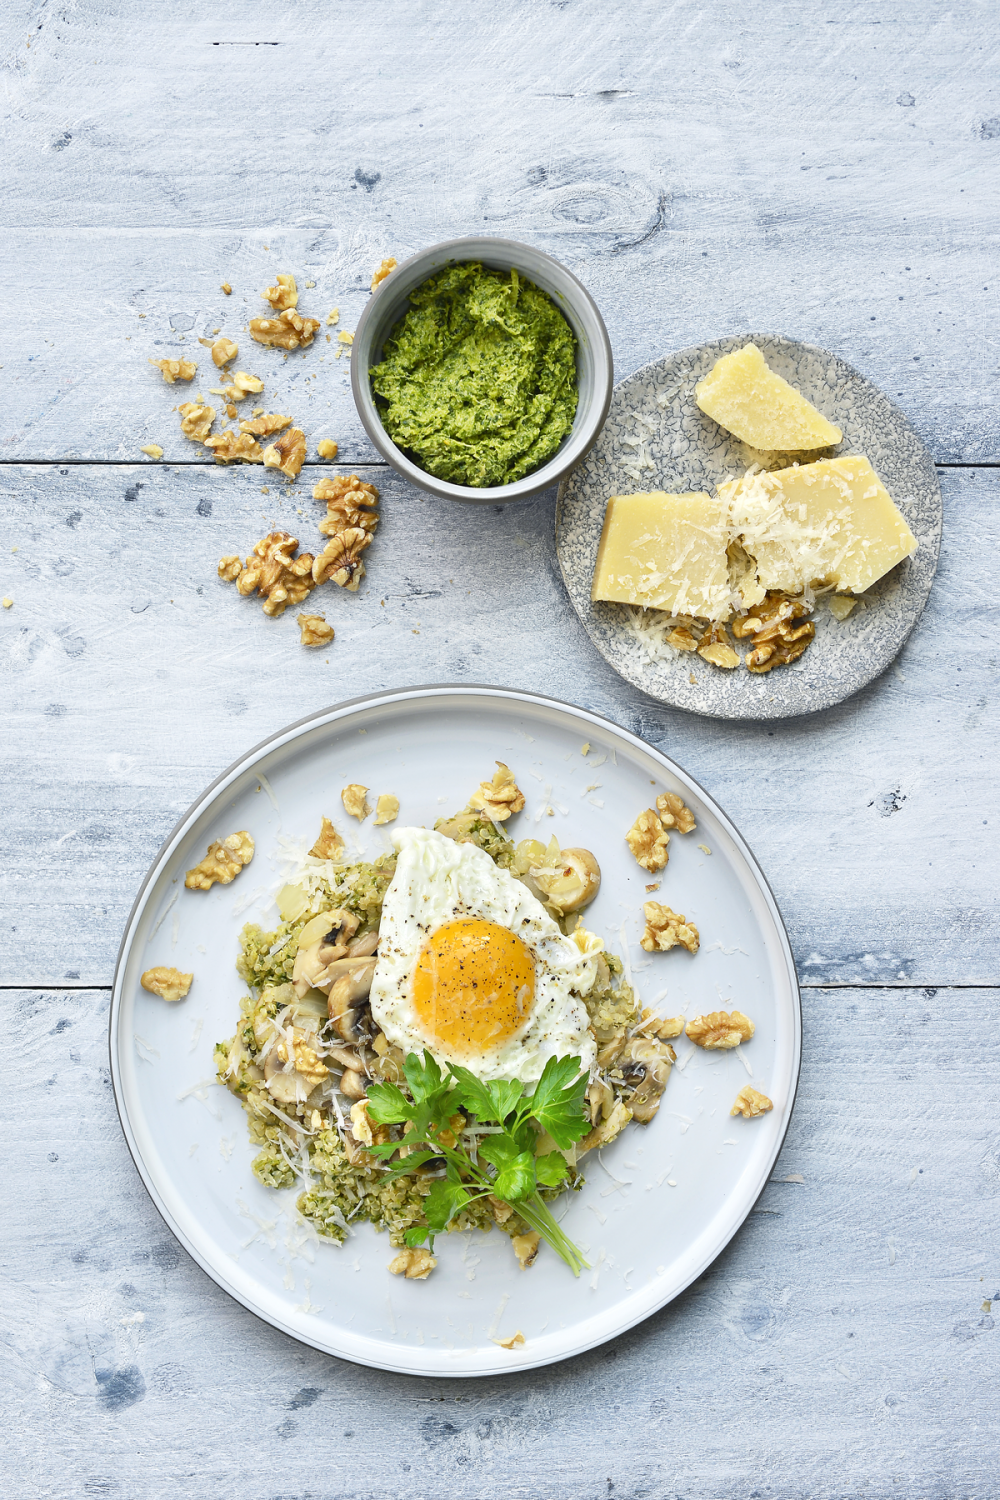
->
370, 827, 598, 1083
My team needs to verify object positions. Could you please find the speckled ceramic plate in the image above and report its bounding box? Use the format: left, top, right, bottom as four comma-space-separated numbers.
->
111, 685, 800, 1377
556, 334, 942, 720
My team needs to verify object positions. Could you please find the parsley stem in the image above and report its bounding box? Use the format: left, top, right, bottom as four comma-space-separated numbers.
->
512, 1193, 590, 1277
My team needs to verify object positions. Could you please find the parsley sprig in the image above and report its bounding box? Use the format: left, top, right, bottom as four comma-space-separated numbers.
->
366, 1052, 592, 1276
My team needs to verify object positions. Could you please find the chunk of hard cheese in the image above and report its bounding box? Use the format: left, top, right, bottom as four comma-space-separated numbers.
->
591, 491, 732, 621
718, 456, 917, 594
696, 344, 843, 451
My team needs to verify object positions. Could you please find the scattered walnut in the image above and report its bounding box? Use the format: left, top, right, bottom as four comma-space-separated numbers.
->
226, 371, 264, 400
2, 597, 12, 609
226, 531, 317, 616
316, 439, 339, 459
697, 622, 740, 670
313, 527, 371, 590
371, 256, 398, 290
655, 791, 696, 833
217, 555, 241, 582
140, 444, 163, 459
469, 762, 526, 822
667, 624, 700, 652
149, 357, 197, 383
374, 793, 399, 826
211, 337, 238, 367
314, 474, 380, 536
326, 307, 340, 326
297, 612, 334, 646
732, 592, 815, 674
204, 429, 264, 463
338, 330, 354, 347
625, 809, 670, 872
652, 1015, 686, 1039
492, 1331, 526, 1349
342, 783, 371, 821
249, 309, 321, 350
262, 272, 298, 310
309, 816, 345, 860
140, 966, 193, 1002
829, 595, 857, 621
388, 1247, 437, 1280
178, 402, 215, 441
640, 902, 700, 954
685, 1010, 755, 1050
221, 282, 232, 295
731, 1085, 773, 1119
184, 830, 254, 890
263, 427, 307, 479
240, 413, 291, 437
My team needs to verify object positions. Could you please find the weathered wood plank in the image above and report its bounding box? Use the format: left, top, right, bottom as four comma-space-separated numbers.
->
4, 984, 997, 1499
1, 463, 997, 988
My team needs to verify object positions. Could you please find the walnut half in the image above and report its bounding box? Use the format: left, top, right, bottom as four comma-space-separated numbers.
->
263, 427, 307, 479
184, 831, 254, 890
655, 791, 696, 833
732, 592, 816, 674
388, 1248, 436, 1280
223, 531, 317, 616
313, 527, 372, 590
640, 902, 700, 954
626, 809, 670, 872
140, 966, 193, 1002
731, 1085, 773, 1118
685, 1010, 755, 1050
297, 612, 334, 646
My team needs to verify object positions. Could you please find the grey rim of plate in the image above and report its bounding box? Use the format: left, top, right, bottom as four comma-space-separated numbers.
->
555, 334, 943, 721
110, 684, 801, 1377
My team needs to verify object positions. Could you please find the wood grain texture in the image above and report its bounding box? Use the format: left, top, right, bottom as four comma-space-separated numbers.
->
2, 463, 997, 989
3, 985, 997, 1499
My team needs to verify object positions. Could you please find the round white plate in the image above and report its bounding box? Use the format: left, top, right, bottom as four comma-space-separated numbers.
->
556, 334, 943, 720
111, 685, 800, 1376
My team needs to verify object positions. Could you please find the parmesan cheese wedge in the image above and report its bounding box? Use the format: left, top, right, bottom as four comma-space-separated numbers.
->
591, 491, 732, 621
695, 344, 842, 451
718, 456, 917, 594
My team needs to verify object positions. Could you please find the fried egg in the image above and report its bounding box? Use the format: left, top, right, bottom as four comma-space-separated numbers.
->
370, 827, 598, 1083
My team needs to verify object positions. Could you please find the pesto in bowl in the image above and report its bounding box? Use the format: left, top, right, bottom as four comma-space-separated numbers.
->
369, 262, 579, 488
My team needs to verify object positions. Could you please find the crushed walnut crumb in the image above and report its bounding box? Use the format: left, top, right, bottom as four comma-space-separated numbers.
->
326, 308, 340, 326
685, 1010, 755, 1050
697, 622, 740, 670
149, 357, 196, 384
140, 444, 163, 459
640, 902, 700, 954
371, 256, 397, 291
141, 966, 193, 1002
221, 282, 232, 295
731, 1085, 773, 1118
626, 809, 670, 872
316, 439, 339, 459
297, 611, 334, 646
184, 831, 254, 890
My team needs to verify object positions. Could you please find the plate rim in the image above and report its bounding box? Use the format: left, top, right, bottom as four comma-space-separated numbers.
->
555, 332, 943, 721
109, 682, 803, 1377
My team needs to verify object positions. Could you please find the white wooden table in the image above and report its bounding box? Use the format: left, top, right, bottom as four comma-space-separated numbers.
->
3, 5, 999, 1495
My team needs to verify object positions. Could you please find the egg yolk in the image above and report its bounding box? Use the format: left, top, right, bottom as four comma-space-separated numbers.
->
411, 918, 536, 1059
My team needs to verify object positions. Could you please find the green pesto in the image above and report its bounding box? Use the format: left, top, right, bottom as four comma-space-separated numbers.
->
369, 262, 578, 487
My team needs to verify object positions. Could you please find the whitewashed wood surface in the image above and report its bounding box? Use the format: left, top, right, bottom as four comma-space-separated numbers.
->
2, 3, 998, 1496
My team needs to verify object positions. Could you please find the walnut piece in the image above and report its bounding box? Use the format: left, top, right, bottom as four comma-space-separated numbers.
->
263, 427, 307, 479
204, 429, 264, 463
655, 791, 696, 833
685, 1009, 755, 1050
314, 474, 380, 536
313, 527, 371, 590
249, 310, 321, 350
215, 371, 264, 402
388, 1248, 437, 1280
342, 783, 371, 821
178, 402, 215, 441
649, 1014, 685, 1039
511, 1231, 540, 1269
211, 337, 238, 367
297, 612, 334, 646
626, 809, 670, 872
731, 1085, 773, 1119
218, 555, 241, 582
697, 622, 740, 670
309, 816, 344, 860
149, 357, 196, 384
829, 595, 857, 621
240, 413, 291, 437
221, 282, 232, 295
640, 902, 700, 954
374, 793, 399, 826
140, 444, 163, 459
732, 592, 816, 674
140, 966, 193, 1002
222, 531, 317, 616
371, 256, 398, 290
316, 439, 339, 459
667, 624, 700, 652
492, 1331, 526, 1349
184, 831, 254, 890
469, 762, 526, 822
263, 272, 298, 310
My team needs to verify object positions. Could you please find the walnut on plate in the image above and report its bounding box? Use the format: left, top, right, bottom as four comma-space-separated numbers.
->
732, 592, 815, 674
371, 256, 397, 290
263, 427, 307, 479
685, 1009, 755, 1050
178, 402, 215, 441
626, 808, 670, 872
262, 272, 298, 310
250, 309, 321, 350
140, 966, 193, 1002
314, 475, 380, 536
640, 901, 700, 954
469, 762, 525, 822
204, 429, 264, 463
211, 337, 238, 367
511, 1233, 540, 1270
313, 527, 371, 590
221, 531, 317, 616
667, 620, 701, 652
342, 783, 371, 821
655, 791, 696, 833
309, 816, 345, 860
697, 621, 740, 670
374, 793, 399, 826
240, 413, 292, 437
731, 1085, 773, 1118
493, 1331, 526, 1348
184, 831, 254, 890
297, 612, 334, 646
149, 357, 196, 383
388, 1248, 436, 1280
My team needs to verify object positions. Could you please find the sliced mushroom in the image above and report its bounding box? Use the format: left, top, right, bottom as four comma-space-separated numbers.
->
587, 1078, 615, 1126
578, 1098, 632, 1156
328, 957, 376, 1043
619, 1036, 676, 1123
346, 929, 379, 959
530, 847, 602, 915
327, 1042, 366, 1071
340, 1068, 367, 1099
316, 908, 360, 963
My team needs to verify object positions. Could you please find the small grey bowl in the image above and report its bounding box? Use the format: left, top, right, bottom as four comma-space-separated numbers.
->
350, 237, 614, 505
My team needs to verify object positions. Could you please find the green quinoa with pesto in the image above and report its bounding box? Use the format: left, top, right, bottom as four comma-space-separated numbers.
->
369, 262, 578, 487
